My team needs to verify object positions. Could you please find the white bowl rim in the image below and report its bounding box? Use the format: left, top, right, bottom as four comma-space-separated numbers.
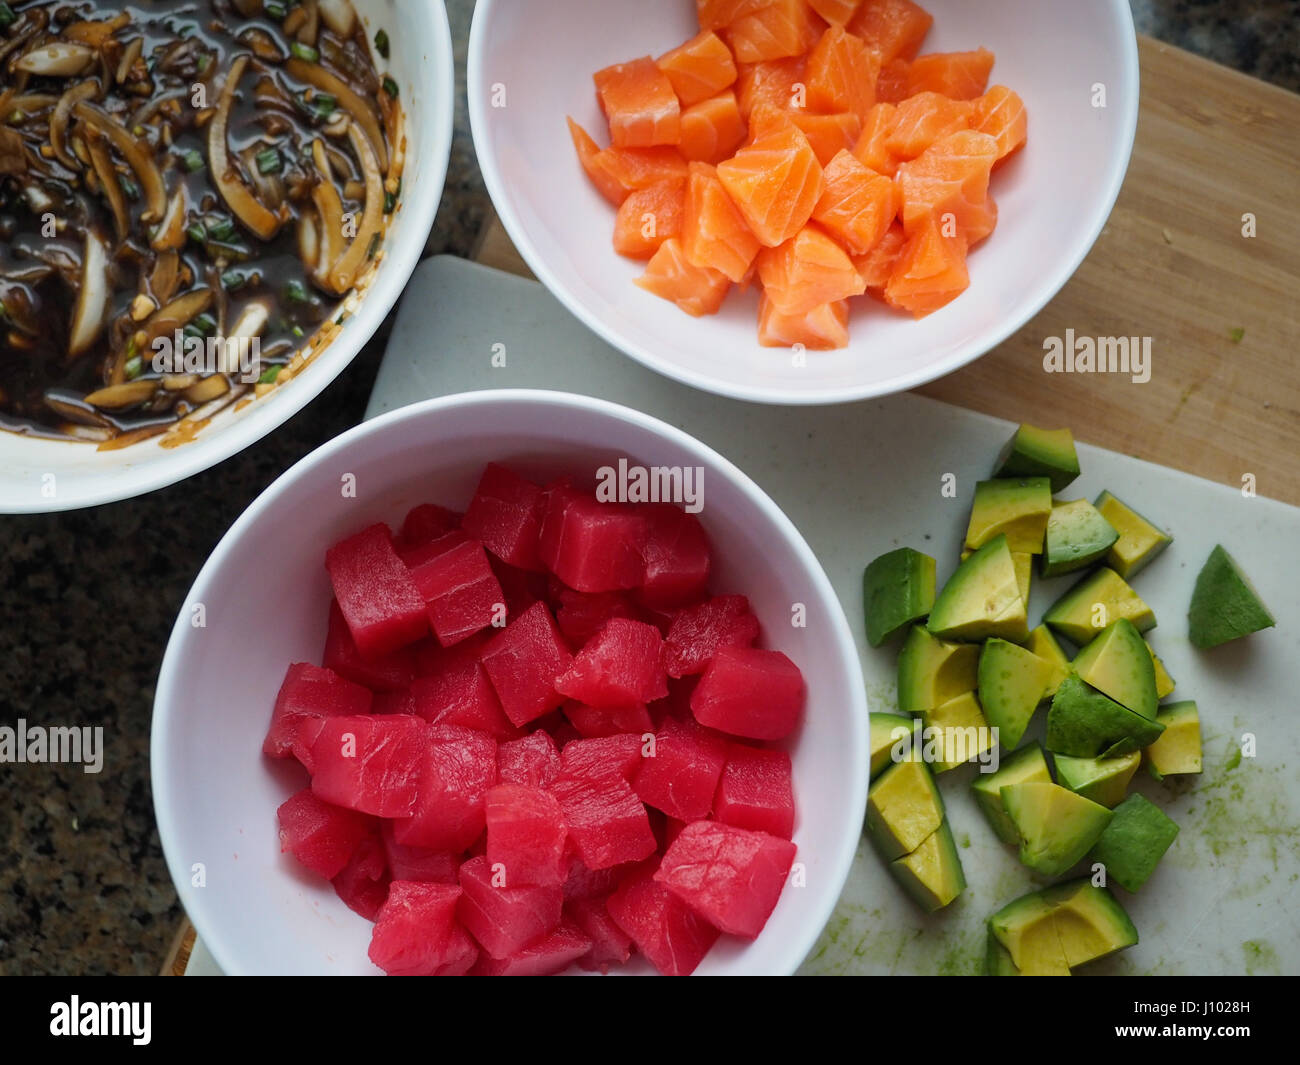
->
151, 387, 870, 976
467, 0, 1141, 406
0, 0, 456, 514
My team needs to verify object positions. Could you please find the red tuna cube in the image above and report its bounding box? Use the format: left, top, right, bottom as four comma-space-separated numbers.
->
691, 645, 805, 741
468, 921, 592, 976
559, 733, 647, 783
539, 483, 648, 592
654, 821, 797, 939
370, 687, 417, 716
408, 538, 506, 647
566, 897, 634, 972
562, 700, 654, 739
368, 881, 477, 976
457, 854, 563, 959
409, 638, 515, 738
497, 730, 561, 788
461, 463, 546, 571
398, 503, 461, 549
637, 503, 711, 609
277, 788, 374, 880
264, 663, 373, 770
380, 822, 460, 884
489, 556, 549, 619
549, 769, 657, 870
563, 855, 627, 902
555, 618, 668, 708
633, 716, 728, 821
390, 725, 498, 852
480, 601, 574, 727
331, 829, 390, 920
325, 523, 429, 658
485, 783, 568, 887
397, 528, 469, 570
662, 594, 761, 678
606, 865, 720, 976
714, 744, 795, 839
322, 600, 417, 692
310, 714, 427, 817
553, 584, 640, 647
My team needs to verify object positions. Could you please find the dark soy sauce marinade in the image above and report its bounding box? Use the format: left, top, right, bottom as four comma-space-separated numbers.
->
0, 0, 398, 443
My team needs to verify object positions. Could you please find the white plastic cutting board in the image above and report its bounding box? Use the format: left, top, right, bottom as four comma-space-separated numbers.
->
191, 255, 1300, 975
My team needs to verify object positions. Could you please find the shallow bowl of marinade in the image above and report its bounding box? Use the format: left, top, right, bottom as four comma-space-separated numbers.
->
0, 0, 453, 512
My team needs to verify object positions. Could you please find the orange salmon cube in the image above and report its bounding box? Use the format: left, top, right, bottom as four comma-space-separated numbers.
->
681, 161, 762, 282
848, 0, 934, 63
807, 0, 865, 27
725, 0, 825, 64
679, 91, 749, 164
595, 57, 682, 148
906, 47, 995, 100
756, 226, 865, 315
895, 129, 998, 242
874, 57, 911, 102
658, 30, 739, 107
758, 294, 850, 349
750, 106, 861, 166
735, 56, 807, 118
613, 179, 687, 259
569, 116, 632, 205
971, 85, 1027, 165
852, 102, 899, 175
851, 220, 907, 289
885, 91, 972, 159
812, 149, 900, 255
884, 214, 969, 316
636, 236, 731, 316
697, 0, 769, 31
595, 145, 690, 203
806, 24, 879, 123
717, 124, 825, 247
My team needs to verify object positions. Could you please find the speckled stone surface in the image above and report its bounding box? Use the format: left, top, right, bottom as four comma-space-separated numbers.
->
0, 0, 1296, 976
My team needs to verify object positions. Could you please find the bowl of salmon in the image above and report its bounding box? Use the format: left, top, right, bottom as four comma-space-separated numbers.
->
468, 0, 1139, 404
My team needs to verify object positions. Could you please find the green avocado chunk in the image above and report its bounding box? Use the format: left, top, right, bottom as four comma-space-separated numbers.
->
993, 424, 1081, 493
965, 477, 1053, 555
889, 820, 966, 912
866, 758, 945, 861
928, 534, 1029, 643
1041, 499, 1119, 578
1038, 879, 1140, 966
863, 547, 937, 647
1187, 544, 1275, 649
1046, 674, 1166, 758
870, 712, 919, 780
1089, 793, 1180, 892
977, 637, 1056, 749
1144, 701, 1203, 779
897, 625, 980, 714
1071, 618, 1158, 720
1094, 490, 1172, 579
1001, 781, 1114, 877
1044, 567, 1156, 646
971, 743, 1051, 845
1052, 750, 1140, 808
988, 880, 1138, 975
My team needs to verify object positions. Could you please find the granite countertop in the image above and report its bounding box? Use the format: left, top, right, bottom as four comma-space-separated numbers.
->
1, 0, 1296, 976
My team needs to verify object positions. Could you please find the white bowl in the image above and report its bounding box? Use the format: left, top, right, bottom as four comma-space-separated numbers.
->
151, 390, 868, 976
0, 0, 455, 514
468, 0, 1138, 404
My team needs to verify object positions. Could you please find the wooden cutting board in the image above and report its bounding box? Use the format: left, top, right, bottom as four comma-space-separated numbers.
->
161, 33, 1300, 975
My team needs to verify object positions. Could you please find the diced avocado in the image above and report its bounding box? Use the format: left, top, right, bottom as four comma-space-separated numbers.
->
889, 820, 966, 912
1089, 793, 1180, 892
1188, 544, 1275, 649
863, 547, 937, 647
870, 712, 919, 780
1095, 490, 1172, 578
965, 477, 1053, 555
1011, 550, 1032, 607
1026, 625, 1071, 698
993, 425, 1081, 493
1145, 700, 1202, 779
1052, 750, 1141, 808
1038, 879, 1139, 966
1146, 641, 1176, 700
1071, 618, 1158, 720
985, 930, 1024, 975
1046, 674, 1166, 758
866, 758, 944, 861
988, 892, 1071, 975
971, 743, 1051, 845
897, 625, 980, 714
1001, 781, 1114, 876
1044, 568, 1156, 646
923, 691, 996, 772
1041, 499, 1119, 578
977, 638, 1056, 749
928, 535, 1029, 643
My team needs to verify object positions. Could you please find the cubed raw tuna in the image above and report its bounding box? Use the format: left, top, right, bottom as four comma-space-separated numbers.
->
277, 788, 374, 880
555, 618, 668, 708
407, 538, 506, 647
553, 585, 640, 647
563, 700, 654, 739
322, 600, 417, 692
662, 594, 761, 678
549, 769, 657, 870
480, 601, 574, 727
397, 528, 469, 569
654, 821, 797, 939
400, 503, 461, 546
566, 897, 634, 972
691, 646, 805, 741
391, 725, 498, 852
497, 731, 561, 788
563, 855, 627, 902
370, 687, 418, 717
325, 523, 429, 658
485, 784, 568, 887
409, 638, 515, 738
606, 865, 721, 976
637, 503, 711, 609
461, 463, 546, 571
489, 556, 548, 618
310, 714, 427, 817
331, 829, 390, 920
457, 854, 564, 959
381, 822, 460, 884
714, 745, 795, 839
633, 716, 728, 821
368, 881, 477, 976
539, 483, 648, 592
559, 733, 647, 782
264, 662, 373, 770
468, 921, 593, 976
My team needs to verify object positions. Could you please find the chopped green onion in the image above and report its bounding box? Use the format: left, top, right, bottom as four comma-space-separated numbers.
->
290, 42, 319, 63
124, 356, 143, 379
265, 1, 287, 18
0, 4, 16, 30
182, 149, 205, 172
312, 92, 336, 119
221, 269, 249, 292
255, 147, 283, 175
1228, 327, 1245, 343
374, 29, 390, 59
119, 176, 139, 201
196, 52, 212, 75
366, 232, 381, 260
283, 279, 310, 304
291, 325, 305, 339
382, 76, 399, 99
206, 216, 236, 241
193, 313, 218, 337
335, 312, 347, 326
383, 190, 396, 213
186, 222, 207, 244
258, 364, 282, 385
